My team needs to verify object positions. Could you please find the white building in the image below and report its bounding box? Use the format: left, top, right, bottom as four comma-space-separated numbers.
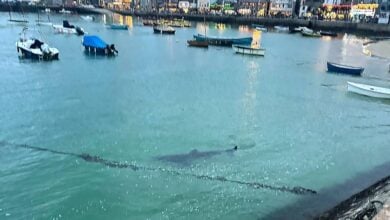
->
270, 0, 293, 16
197, 0, 210, 12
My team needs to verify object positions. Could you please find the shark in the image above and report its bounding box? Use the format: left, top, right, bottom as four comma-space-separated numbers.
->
155, 146, 238, 166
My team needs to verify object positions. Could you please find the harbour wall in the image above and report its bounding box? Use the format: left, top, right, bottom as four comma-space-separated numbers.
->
2, 3, 390, 36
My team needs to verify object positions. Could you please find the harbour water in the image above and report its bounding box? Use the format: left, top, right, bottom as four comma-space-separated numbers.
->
0, 12, 390, 219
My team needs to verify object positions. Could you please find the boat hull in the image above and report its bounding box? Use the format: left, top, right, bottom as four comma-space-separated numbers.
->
327, 62, 364, 76
110, 24, 128, 30
233, 45, 265, 56
320, 31, 337, 37
347, 82, 390, 99
16, 45, 59, 61
187, 40, 208, 48
193, 34, 252, 47
153, 27, 175, 34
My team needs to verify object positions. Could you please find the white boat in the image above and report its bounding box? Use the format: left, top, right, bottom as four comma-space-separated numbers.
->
233, 29, 265, 56
44, 8, 51, 13
274, 25, 289, 32
59, 8, 71, 14
16, 28, 59, 61
347, 82, 390, 99
80, 15, 94, 21
53, 20, 85, 35
255, 27, 267, 32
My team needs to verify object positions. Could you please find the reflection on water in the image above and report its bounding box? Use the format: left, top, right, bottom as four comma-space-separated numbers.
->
238, 25, 251, 34
241, 60, 259, 130
105, 14, 133, 27
196, 22, 209, 35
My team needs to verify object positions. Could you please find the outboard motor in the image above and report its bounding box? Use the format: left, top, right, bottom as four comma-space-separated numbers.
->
110, 44, 118, 54
63, 20, 74, 28
75, 27, 84, 36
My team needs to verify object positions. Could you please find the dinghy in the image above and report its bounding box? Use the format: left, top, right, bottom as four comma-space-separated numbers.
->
80, 15, 94, 21
327, 62, 364, 76
233, 29, 265, 56
347, 82, 390, 99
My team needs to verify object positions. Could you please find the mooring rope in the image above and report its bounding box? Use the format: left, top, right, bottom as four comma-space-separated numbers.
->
0, 141, 317, 196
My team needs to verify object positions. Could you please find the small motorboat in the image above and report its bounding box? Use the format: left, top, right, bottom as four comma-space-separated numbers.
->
320, 31, 337, 37
16, 28, 59, 61
81, 15, 94, 21
53, 20, 85, 35
153, 25, 175, 34
289, 26, 305, 33
274, 26, 289, 32
59, 8, 71, 14
82, 35, 118, 56
252, 24, 267, 32
347, 82, 390, 99
327, 62, 364, 76
109, 24, 128, 30
301, 27, 321, 37
187, 40, 208, 48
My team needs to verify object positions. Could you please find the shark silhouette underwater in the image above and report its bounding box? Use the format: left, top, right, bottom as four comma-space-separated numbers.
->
0, 141, 317, 195
155, 146, 238, 166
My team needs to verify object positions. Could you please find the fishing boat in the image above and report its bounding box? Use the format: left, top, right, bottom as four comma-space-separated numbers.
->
327, 62, 364, 76
153, 25, 175, 34
347, 82, 390, 99
301, 28, 321, 37
53, 20, 85, 35
193, 34, 252, 46
110, 24, 128, 30
187, 40, 208, 48
81, 15, 94, 21
320, 31, 337, 37
289, 26, 305, 33
16, 28, 59, 61
233, 30, 265, 56
274, 26, 289, 32
82, 35, 118, 56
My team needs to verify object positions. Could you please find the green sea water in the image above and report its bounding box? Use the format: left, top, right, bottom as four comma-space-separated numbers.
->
0, 12, 390, 219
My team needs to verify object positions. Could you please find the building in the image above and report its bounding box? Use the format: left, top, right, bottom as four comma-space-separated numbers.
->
237, 0, 268, 16
197, 0, 210, 12
270, 0, 293, 16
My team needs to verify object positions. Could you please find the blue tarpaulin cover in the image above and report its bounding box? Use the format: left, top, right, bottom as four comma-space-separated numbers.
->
82, 35, 107, 49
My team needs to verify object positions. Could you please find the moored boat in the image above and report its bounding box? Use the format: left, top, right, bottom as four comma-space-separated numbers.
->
274, 25, 289, 32
233, 45, 265, 56
289, 26, 305, 33
193, 34, 252, 46
53, 20, 85, 35
82, 35, 118, 56
59, 8, 71, 14
110, 24, 128, 30
320, 31, 337, 37
252, 24, 267, 32
347, 82, 390, 99
301, 29, 321, 37
187, 40, 208, 48
327, 62, 364, 75
81, 15, 94, 21
153, 25, 175, 34
16, 28, 59, 61
232, 29, 265, 56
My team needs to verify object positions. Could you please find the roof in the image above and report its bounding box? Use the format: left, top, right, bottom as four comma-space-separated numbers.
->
82, 35, 107, 49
